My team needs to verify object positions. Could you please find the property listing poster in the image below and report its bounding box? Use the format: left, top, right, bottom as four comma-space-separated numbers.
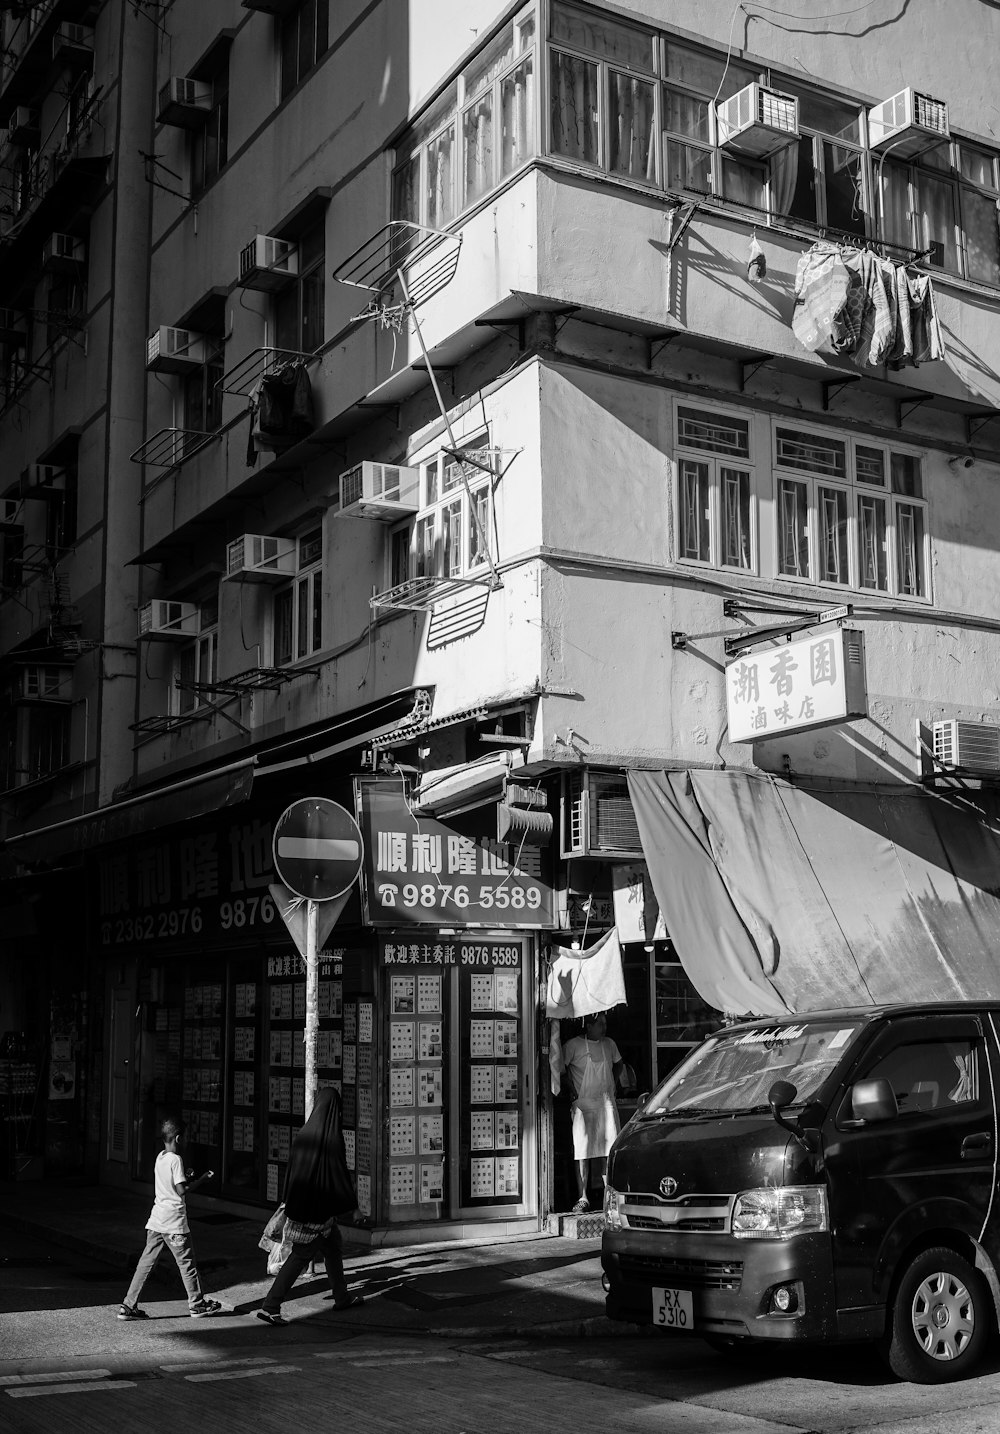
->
380, 942, 445, 1221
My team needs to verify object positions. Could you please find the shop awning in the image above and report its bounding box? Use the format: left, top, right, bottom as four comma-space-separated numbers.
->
413, 753, 521, 818
628, 769, 1000, 1017
4, 758, 256, 865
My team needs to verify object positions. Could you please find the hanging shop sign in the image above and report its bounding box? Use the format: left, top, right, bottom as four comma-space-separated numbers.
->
725, 627, 867, 743
356, 778, 554, 929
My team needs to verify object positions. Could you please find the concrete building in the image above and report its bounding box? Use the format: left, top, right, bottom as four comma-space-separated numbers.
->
4, 0, 1000, 1233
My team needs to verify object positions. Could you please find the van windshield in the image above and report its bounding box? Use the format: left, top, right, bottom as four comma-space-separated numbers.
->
645, 1020, 863, 1117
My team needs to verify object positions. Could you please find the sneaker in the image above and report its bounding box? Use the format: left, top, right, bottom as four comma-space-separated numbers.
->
189, 1298, 223, 1318
256, 1309, 286, 1326
571, 1197, 591, 1214
117, 1303, 149, 1321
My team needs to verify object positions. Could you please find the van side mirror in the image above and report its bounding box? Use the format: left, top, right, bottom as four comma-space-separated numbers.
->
850, 1077, 898, 1123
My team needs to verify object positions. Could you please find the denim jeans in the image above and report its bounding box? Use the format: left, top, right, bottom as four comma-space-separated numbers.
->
262, 1224, 347, 1314
125, 1229, 204, 1308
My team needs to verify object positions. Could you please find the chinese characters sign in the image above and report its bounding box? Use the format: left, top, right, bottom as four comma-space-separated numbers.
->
356, 780, 554, 929
726, 628, 866, 743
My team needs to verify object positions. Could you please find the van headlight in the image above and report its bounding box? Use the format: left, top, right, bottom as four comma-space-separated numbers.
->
604, 1185, 623, 1230
731, 1186, 828, 1239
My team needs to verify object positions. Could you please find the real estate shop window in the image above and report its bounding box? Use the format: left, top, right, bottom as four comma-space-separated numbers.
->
280, 0, 329, 99
675, 406, 755, 573
273, 527, 323, 666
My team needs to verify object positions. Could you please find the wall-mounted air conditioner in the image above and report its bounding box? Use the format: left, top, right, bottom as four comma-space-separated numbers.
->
868, 88, 949, 159
15, 665, 73, 702
716, 83, 799, 158
7, 107, 39, 149
932, 719, 1000, 775
42, 232, 84, 271
224, 533, 297, 583
52, 23, 94, 66
146, 326, 206, 374
0, 498, 24, 531
560, 770, 643, 859
336, 461, 420, 521
138, 600, 201, 640
238, 234, 298, 292
157, 77, 213, 129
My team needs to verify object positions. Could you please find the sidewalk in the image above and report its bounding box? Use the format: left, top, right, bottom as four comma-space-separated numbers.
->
1, 1177, 620, 1340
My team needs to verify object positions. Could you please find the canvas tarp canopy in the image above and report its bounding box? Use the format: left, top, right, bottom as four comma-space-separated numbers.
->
627, 769, 1000, 1017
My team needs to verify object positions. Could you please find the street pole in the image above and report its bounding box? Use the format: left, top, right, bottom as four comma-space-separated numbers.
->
304, 897, 318, 1119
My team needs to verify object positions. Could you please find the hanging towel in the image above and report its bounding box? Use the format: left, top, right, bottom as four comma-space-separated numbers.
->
545, 927, 628, 1020
791, 242, 851, 352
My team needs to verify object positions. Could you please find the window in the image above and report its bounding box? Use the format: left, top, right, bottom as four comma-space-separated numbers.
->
0, 704, 71, 790
280, 0, 329, 99
401, 437, 495, 583
173, 595, 219, 716
675, 406, 755, 573
273, 527, 323, 665
770, 81, 866, 239
183, 336, 224, 434
881, 141, 1000, 284
859, 1039, 979, 1116
274, 222, 324, 354
392, 8, 536, 228
46, 268, 86, 351
37, 460, 78, 557
774, 426, 928, 598
191, 67, 229, 195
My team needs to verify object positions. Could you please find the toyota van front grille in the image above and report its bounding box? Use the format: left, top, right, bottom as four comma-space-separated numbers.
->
617, 1254, 743, 1291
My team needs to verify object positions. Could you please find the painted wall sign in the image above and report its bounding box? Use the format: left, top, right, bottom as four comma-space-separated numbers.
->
726, 627, 867, 743
356, 779, 554, 929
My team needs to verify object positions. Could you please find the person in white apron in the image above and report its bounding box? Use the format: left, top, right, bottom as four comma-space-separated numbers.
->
562, 1012, 624, 1213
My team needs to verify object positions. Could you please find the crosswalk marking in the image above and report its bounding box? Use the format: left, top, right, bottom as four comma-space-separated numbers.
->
161, 1357, 276, 1374
0, 1370, 114, 1386
184, 1365, 301, 1383
6, 1381, 136, 1399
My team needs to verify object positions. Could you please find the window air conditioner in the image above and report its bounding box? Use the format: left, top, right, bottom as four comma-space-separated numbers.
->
238, 234, 298, 292
224, 533, 297, 583
336, 461, 420, 521
7, 107, 39, 149
560, 770, 643, 859
138, 600, 201, 640
0, 498, 24, 531
716, 83, 799, 158
868, 88, 949, 159
16, 665, 73, 701
146, 326, 206, 374
157, 77, 213, 129
932, 719, 1000, 775
52, 23, 95, 65
42, 232, 84, 271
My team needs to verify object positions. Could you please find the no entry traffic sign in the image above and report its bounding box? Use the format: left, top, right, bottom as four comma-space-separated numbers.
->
272, 798, 364, 902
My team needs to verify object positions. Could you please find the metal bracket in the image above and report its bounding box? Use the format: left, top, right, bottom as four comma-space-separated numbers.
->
648, 331, 680, 367
966, 410, 1000, 445
739, 356, 772, 392
411, 361, 454, 395
821, 376, 861, 411
671, 631, 687, 650
896, 396, 931, 428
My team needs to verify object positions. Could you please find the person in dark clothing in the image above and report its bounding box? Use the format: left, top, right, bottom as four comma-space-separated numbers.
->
256, 1087, 363, 1325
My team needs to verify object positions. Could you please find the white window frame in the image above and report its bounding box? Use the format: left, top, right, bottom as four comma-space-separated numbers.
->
773, 425, 931, 601
394, 434, 496, 585
272, 526, 323, 666
674, 403, 757, 575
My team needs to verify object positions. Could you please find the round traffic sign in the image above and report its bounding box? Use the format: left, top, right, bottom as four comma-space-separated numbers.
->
272, 798, 364, 902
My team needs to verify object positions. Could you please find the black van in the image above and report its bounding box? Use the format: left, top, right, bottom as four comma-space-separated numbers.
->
602, 1003, 1000, 1383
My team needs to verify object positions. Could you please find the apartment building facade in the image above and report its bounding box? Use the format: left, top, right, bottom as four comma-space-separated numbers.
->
4, 0, 1000, 1233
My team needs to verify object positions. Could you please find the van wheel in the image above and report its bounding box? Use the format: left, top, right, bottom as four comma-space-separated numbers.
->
884, 1247, 990, 1383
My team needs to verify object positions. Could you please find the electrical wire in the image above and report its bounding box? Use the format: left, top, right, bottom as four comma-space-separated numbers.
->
712, 1, 748, 109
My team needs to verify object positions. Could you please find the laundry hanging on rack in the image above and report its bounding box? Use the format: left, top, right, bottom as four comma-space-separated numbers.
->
245, 361, 315, 466
791, 240, 944, 368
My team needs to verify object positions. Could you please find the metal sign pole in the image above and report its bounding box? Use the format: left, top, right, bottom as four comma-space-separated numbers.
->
304, 898, 319, 1119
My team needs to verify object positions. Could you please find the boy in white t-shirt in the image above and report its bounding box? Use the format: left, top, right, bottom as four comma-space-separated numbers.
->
118, 1117, 223, 1321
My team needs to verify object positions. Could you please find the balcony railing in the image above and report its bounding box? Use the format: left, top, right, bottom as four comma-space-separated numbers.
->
217, 346, 318, 398
129, 427, 219, 469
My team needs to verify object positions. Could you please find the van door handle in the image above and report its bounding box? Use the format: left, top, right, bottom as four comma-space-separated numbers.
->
961, 1132, 992, 1158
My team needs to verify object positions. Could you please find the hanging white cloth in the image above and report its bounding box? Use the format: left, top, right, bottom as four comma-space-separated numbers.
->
545, 927, 627, 1020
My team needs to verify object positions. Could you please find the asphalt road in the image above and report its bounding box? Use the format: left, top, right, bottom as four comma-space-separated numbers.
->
5, 1230, 1000, 1433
